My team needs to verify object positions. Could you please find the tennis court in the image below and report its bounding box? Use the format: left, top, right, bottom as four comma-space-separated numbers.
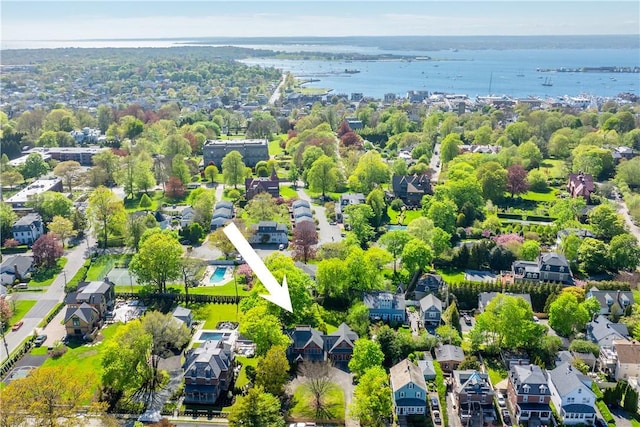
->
104, 267, 137, 285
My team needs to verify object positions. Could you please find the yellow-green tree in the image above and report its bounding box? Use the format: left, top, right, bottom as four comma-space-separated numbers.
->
129, 231, 183, 293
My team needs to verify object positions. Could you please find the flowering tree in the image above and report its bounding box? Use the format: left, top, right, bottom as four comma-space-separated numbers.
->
237, 264, 254, 287
291, 221, 318, 263
493, 233, 525, 246
32, 233, 64, 269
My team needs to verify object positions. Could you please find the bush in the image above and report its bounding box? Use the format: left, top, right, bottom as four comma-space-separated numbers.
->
390, 198, 405, 212
48, 343, 68, 359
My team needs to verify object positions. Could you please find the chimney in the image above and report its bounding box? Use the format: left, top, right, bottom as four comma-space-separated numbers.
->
529, 364, 534, 371
13, 264, 19, 278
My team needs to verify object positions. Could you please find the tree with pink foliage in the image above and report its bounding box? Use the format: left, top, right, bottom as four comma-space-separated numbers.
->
237, 264, 254, 287
493, 233, 525, 246
292, 221, 319, 263
506, 165, 530, 198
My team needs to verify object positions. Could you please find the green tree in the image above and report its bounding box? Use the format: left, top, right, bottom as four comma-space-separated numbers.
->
426, 199, 457, 235
440, 132, 462, 163
92, 149, 119, 184
130, 231, 183, 293
0, 202, 18, 242
344, 204, 375, 247
350, 365, 393, 427
402, 238, 434, 275
189, 187, 216, 228
616, 157, 640, 188
307, 155, 338, 198
407, 216, 435, 243
171, 155, 191, 185
228, 386, 284, 427
139, 193, 152, 209
518, 141, 543, 170
379, 230, 412, 273
548, 293, 589, 336
588, 204, 625, 241
550, 197, 586, 226
348, 339, 385, 378
0, 366, 107, 427
519, 240, 541, 261
609, 233, 640, 271
476, 161, 508, 202
88, 186, 126, 249
436, 325, 462, 346
239, 304, 290, 356
505, 121, 531, 145
255, 345, 289, 396
29, 191, 73, 224
366, 188, 386, 227
19, 153, 49, 179
48, 215, 77, 246
43, 108, 77, 132
348, 150, 390, 193
346, 302, 371, 337
204, 164, 218, 183
222, 150, 248, 188
0, 170, 24, 190
578, 237, 610, 274
246, 193, 284, 222
102, 320, 153, 395
391, 158, 408, 176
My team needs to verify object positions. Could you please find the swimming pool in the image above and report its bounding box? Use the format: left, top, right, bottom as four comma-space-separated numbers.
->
199, 331, 225, 341
209, 267, 227, 283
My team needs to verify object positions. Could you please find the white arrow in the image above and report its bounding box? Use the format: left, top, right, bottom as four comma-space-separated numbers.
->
223, 222, 293, 313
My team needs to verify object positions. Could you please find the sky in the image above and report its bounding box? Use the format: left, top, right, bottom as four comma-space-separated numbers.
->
1, 1, 639, 41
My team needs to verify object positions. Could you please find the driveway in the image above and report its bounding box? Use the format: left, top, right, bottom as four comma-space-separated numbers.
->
296, 188, 342, 245
430, 143, 442, 183
1, 235, 96, 362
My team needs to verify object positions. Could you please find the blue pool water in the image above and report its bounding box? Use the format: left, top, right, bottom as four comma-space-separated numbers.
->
209, 267, 227, 283
199, 332, 224, 341
388, 225, 407, 231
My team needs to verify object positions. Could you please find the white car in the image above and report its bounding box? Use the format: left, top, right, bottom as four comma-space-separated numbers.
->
497, 392, 506, 407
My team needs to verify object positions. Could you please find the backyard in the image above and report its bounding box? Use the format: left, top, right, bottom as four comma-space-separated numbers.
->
190, 303, 242, 328
28, 257, 68, 287
289, 381, 345, 422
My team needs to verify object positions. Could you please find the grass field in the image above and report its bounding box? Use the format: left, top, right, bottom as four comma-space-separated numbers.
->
290, 381, 345, 421
485, 358, 508, 387
436, 268, 465, 284
8, 300, 37, 327
86, 254, 132, 282
28, 257, 68, 287
521, 189, 557, 203
387, 207, 422, 225
42, 323, 123, 402
114, 281, 252, 297
190, 303, 241, 328
123, 191, 164, 212
280, 185, 298, 200
269, 138, 285, 156
235, 355, 258, 389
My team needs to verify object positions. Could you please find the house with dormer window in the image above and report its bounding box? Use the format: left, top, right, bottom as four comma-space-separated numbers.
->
183, 339, 234, 404
363, 291, 406, 323
507, 364, 551, 425
418, 294, 442, 327
453, 370, 496, 425
285, 323, 358, 371
390, 358, 427, 415
512, 252, 574, 286
586, 287, 634, 316
391, 174, 432, 206
547, 362, 597, 425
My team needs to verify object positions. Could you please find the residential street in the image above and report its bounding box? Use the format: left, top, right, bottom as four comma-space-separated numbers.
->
1, 235, 96, 362
616, 196, 640, 243
430, 143, 442, 183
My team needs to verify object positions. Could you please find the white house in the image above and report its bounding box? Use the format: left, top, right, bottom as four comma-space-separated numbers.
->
547, 362, 597, 425
11, 213, 44, 245
248, 221, 288, 245
614, 340, 640, 380
390, 358, 427, 416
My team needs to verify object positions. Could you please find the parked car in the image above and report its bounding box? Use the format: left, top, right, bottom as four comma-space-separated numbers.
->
34, 334, 47, 346
497, 392, 506, 407
329, 221, 337, 225
463, 314, 472, 325
502, 409, 512, 426
433, 410, 441, 424
430, 396, 439, 409
533, 315, 540, 322
278, 243, 285, 250
11, 321, 24, 331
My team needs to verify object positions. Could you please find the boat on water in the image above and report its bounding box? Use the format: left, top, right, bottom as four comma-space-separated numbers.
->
344, 69, 360, 74
542, 77, 553, 87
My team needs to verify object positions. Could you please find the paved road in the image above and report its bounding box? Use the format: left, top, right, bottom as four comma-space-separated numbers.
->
296, 187, 342, 245
1, 235, 95, 362
268, 76, 285, 105
430, 143, 442, 183
616, 196, 640, 243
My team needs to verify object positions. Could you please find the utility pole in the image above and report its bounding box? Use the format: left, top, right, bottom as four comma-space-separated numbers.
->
0, 320, 9, 360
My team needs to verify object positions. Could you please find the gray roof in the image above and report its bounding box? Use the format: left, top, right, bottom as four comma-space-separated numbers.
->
417, 359, 436, 378
419, 294, 442, 313
0, 255, 34, 277
548, 362, 593, 399
390, 358, 427, 392
510, 364, 549, 394
215, 201, 233, 210
0, 285, 7, 296
453, 370, 492, 395
540, 252, 570, 268
435, 344, 465, 362
173, 306, 192, 318
293, 206, 313, 218
363, 291, 406, 311
587, 315, 629, 346
64, 302, 99, 323
563, 404, 597, 414
327, 323, 358, 352
212, 208, 233, 219
255, 221, 288, 232
291, 200, 311, 209
587, 288, 634, 311
13, 212, 42, 228
183, 339, 232, 380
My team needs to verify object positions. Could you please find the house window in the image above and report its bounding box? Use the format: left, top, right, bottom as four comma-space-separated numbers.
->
400, 392, 405, 398
523, 384, 530, 393
409, 383, 413, 389
416, 392, 421, 398
523, 395, 528, 402
539, 396, 545, 403
72, 317, 80, 326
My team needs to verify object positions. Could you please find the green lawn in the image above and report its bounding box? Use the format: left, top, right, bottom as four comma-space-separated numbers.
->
28, 257, 68, 287
280, 185, 298, 200
269, 138, 285, 156
290, 381, 345, 422
235, 355, 258, 389
7, 300, 37, 327
520, 189, 557, 203
190, 303, 241, 328
485, 358, 508, 387
42, 323, 123, 402
114, 281, 252, 297
387, 207, 422, 226
123, 191, 164, 212
436, 268, 465, 284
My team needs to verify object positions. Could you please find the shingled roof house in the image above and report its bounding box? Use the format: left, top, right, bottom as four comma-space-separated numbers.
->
391, 174, 432, 206
390, 358, 427, 416
285, 323, 359, 370
512, 252, 574, 286
567, 172, 595, 201
507, 364, 551, 425
63, 280, 115, 340
245, 168, 280, 200
547, 362, 597, 426
183, 339, 234, 404
12, 213, 44, 245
